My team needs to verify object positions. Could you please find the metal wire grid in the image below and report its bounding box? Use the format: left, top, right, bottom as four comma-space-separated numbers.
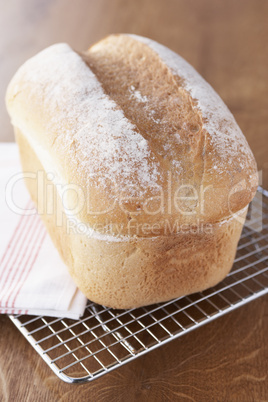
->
9, 188, 268, 384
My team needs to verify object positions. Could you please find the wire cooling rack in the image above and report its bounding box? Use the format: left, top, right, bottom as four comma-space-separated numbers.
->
9, 188, 268, 384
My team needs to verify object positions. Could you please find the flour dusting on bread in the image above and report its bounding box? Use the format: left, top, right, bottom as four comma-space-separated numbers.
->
129, 34, 254, 169
7, 43, 160, 192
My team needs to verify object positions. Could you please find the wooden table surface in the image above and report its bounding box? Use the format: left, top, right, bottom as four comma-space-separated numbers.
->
0, 0, 267, 401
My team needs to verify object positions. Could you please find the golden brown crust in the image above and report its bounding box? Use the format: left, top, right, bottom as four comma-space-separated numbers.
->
16, 128, 247, 308
6, 35, 258, 238
6, 35, 257, 308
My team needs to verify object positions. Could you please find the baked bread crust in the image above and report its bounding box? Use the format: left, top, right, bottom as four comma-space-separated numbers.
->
6, 34, 257, 308
15, 128, 247, 308
6, 35, 257, 236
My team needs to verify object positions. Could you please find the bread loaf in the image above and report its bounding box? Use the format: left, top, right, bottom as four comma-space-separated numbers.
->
6, 34, 258, 308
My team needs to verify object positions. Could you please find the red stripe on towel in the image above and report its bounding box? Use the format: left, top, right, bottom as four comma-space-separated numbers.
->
3, 216, 44, 308
0, 212, 39, 307
11, 226, 47, 308
0, 199, 32, 266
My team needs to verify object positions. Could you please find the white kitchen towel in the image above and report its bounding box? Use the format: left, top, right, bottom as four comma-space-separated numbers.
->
0, 143, 88, 319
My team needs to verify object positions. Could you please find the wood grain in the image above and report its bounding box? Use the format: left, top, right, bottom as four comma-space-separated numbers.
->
0, 297, 267, 401
0, 0, 267, 400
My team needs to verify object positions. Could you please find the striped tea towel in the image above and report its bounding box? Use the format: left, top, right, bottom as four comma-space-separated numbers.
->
0, 143, 87, 319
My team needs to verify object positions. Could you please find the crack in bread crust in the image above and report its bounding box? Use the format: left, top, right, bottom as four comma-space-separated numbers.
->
6, 34, 257, 308
83, 35, 206, 182
6, 36, 257, 236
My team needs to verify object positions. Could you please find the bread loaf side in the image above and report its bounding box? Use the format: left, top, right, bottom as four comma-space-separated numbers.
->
6, 34, 258, 307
